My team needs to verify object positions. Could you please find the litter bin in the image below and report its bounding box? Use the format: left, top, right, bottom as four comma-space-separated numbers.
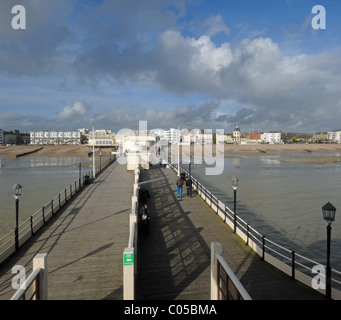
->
84, 174, 90, 184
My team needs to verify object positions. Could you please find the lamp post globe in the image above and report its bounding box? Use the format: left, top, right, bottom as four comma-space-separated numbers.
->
322, 202, 336, 224
13, 183, 22, 199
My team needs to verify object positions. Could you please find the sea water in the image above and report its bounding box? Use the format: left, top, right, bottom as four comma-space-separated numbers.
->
189, 151, 341, 271
0, 154, 93, 238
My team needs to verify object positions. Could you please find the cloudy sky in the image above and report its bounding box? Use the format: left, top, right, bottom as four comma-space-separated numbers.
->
0, 0, 340, 133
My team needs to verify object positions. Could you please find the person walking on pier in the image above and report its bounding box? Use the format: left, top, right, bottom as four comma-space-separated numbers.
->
139, 203, 151, 238
176, 175, 184, 198
186, 176, 192, 197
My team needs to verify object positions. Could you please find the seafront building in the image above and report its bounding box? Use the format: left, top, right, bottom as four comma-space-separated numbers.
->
0, 129, 30, 145
261, 131, 282, 144
88, 129, 116, 147
0, 129, 3, 145
327, 130, 341, 143
30, 130, 81, 145
311, 132, 328, 143
163, 128, 180, 144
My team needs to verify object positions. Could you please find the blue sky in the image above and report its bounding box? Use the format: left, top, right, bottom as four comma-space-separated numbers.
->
0, 0, 341, 133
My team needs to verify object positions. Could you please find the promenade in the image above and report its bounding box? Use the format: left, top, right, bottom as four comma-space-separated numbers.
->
136, 165, 325, 300
0, 158, 325, 300
0, 160, 133, 300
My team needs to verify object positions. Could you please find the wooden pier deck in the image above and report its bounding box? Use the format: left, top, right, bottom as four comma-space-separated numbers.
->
136, 165, 325, 300
0, 160, 325, 300
0, 160, 133, 300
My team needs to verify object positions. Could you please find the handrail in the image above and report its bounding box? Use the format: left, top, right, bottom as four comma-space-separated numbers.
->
216, 253, 252, 300
211, 242, 251, 300
10, 253, 48, 300
10, 268, 42, 300
171, 163, 341, 298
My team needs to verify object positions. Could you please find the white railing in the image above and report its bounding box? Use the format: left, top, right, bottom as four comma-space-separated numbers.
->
211, 242, 251, 300
11, 253, 48, 300
123, 167, 140, 300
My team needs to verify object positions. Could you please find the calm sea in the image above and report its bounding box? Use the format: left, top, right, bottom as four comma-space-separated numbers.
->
189, 151, 341, 271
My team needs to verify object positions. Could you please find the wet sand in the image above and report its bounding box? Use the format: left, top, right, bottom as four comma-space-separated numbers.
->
171, 143, 341, 163
0, 145, 110, 158
1, 143, 341, 163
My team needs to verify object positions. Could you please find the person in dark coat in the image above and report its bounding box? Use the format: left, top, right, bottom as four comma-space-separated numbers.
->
186, 176, 192, 197
139, 203, 151, 238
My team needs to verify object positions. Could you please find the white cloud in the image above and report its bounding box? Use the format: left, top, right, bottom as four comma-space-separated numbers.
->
57, 102, 88, 120
201, 15, 230, 37
1, 0, 341, 132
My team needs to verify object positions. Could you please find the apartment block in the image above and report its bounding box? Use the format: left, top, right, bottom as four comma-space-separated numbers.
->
30, 130, 81, 145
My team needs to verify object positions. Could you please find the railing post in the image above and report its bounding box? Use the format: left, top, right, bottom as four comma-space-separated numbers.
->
65, 189, 68, 203
261, 236, 265, 261
123, 247, 135, 300
58, 193, 61, 209
42, 206, 45, 224
30, 216, 34, 235
291, 251, 296, 280
33, 253, 48, 300
211, 242, 222, 300
51, 199, 54, 215
246, 224, 249, 246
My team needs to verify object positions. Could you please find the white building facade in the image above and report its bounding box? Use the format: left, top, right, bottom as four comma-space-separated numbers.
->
163, 128, 180, 144
327, 130, 341, 143
30, 130, 81, 145
88, 129, 116, 146
261, 132, 282, 144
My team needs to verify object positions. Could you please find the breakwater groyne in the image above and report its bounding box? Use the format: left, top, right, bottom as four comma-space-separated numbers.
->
15, 147, 44, 157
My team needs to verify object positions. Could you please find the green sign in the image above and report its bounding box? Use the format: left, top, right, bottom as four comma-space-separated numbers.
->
124, 253, 134, 266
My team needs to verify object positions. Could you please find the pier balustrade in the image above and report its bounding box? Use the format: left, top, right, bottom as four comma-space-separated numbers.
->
10, 253, 48, 300
211, 242, 252, 300
171, 164, 341, 300
0, 155, 116, 265
123, 167, 140, 300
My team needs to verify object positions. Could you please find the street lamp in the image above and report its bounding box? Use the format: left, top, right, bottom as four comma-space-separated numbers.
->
99, 149, 102, 172
232, 177, 239, 233
13, 183, 22, 250
322, 201, 336, 299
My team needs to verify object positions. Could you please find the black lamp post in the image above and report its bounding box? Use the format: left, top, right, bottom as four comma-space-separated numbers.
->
13, 183, 22, 250
99, 149, 102, 172
232, 177, 239, 233
321, 201, 336, 300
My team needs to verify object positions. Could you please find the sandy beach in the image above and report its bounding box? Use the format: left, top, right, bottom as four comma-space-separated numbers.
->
0, 145, 112, 158
1, 143, 341, 163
